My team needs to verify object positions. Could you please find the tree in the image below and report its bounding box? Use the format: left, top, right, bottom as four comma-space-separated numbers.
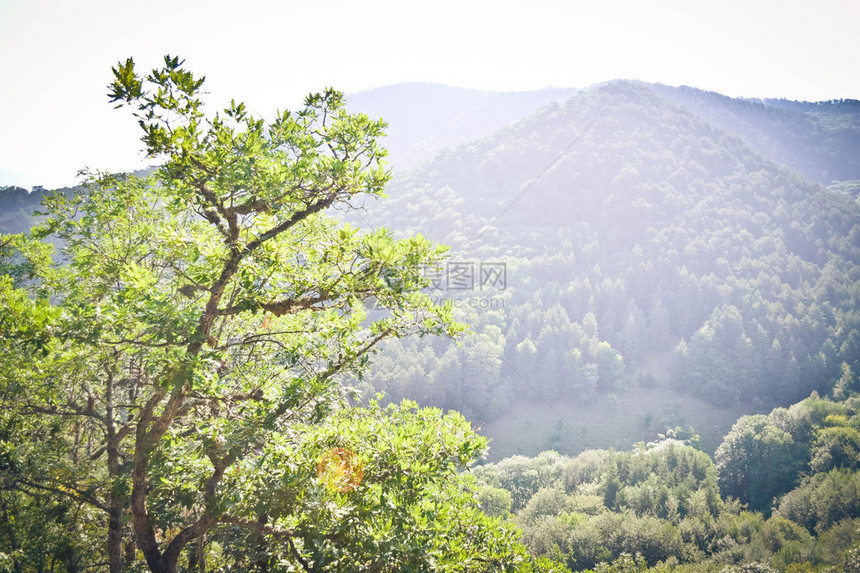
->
776, 468, 860, 533
715, 415, 801, 512
0, 56, 542, 572
808, 425, 860, 473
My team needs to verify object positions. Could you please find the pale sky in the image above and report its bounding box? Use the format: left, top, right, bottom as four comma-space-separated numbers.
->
1, 0, 858, 189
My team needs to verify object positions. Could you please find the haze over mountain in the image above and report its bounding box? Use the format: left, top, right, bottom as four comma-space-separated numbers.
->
347, 83, 578, 171
344, 80, 860, 459
646, 82, 860, 185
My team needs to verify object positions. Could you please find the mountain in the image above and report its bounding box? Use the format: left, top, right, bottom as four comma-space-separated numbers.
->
645, 82, 860, 185
0, 185, 57, 234
351, 81, 860, 458
346, 83, 578, 171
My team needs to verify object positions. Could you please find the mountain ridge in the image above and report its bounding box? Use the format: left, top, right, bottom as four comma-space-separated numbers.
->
345, 82, 579, 172
643, 81, 860, 184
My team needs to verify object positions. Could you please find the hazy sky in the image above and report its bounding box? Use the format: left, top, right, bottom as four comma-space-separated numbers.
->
1, 0, 858, 189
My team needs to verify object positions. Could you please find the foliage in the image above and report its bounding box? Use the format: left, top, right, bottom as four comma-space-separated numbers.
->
473, 440, 719, 570
714, 415, 800, 513
0, 185, 62, 234
776, 468, 860, 533
207, 400, 543, 571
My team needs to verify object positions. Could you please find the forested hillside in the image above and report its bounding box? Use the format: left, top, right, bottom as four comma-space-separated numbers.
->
0, 185, 56, 234
348, 81, 860, 458
646, 82, 860, 185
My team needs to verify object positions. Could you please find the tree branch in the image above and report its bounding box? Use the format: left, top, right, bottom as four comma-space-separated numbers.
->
215, 294, 331, 317
219, 515, 296, 540
13, 478, 109, 513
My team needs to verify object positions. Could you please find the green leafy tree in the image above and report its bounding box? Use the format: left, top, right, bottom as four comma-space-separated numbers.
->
0, 56, 543, 572
776, 468, 860, 533
808, 425, 860, 473
715, 415, 801, 512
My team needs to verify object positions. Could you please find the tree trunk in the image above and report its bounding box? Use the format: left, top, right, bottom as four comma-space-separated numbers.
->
124, 540, 136, 570
105, 363, 126, 573
254, 514, 269, 572
0, 493, 22, 573
187, 536, 205, 573
107, 495, 125, 573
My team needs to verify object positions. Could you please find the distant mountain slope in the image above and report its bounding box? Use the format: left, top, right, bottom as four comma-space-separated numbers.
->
354, 81, 860, 446
367, 81, 855, 257
645, 82, 860, 184
346, 83, 577, 171
0, 185, 55, 234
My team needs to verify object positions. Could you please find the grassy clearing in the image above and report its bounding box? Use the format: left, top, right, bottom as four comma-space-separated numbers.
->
478, 387, 764, 463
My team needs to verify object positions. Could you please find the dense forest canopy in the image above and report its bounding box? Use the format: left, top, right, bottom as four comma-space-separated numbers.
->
472, 394, 860, 571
